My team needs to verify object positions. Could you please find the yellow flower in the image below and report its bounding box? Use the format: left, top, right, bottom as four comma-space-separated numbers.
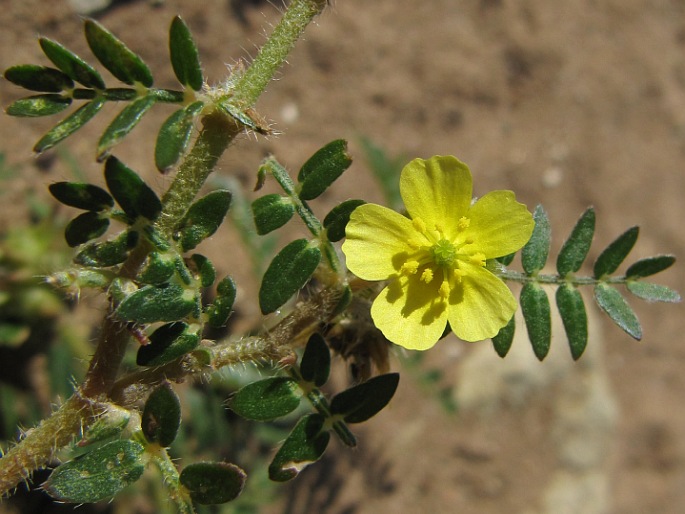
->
342, 155, 534, 350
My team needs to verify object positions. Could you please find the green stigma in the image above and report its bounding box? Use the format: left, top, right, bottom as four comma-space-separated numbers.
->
431, 239, 456, 267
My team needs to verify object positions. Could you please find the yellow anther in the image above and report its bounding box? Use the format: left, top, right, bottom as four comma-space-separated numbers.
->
401, 260, 419, 275
439, 281, 450, 300
407, 238, 423, 250
457, 217, 470, 231
453, 269, 464, 283
420, 268, 434, 284
470, 252, 486, 267
412, 217, 427, 234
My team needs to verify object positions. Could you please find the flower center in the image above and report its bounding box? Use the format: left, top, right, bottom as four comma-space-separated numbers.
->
431, 239, 456, 267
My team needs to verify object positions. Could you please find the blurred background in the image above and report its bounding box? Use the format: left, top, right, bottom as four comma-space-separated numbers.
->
1, 1, 684, 513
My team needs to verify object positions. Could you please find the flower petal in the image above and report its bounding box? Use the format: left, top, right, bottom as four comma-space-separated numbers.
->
343, 203, 416, 281
447, 263, 517, 341
371, 275, 448, 350
400, 156, 472, 235
464, 190, 534, 258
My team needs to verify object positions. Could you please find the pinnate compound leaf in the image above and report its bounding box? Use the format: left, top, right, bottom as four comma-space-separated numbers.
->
40, 37, 106, 89
176, 190, 232, 251
259, 239, 321, 314
626, 281, 681, 303
155, 101, 203, 173
180, 462, 246, 505
297, 139, 352, 200
330, 373, 399, 424
6, 94, 71, 117
137, 322, 200, 366
594, 283, 642, 340
521, 205, 551, 275
269, 414, 330, 482
520, 282, 551, 360
169, 16, 203, 91
556, 284, 588, 360
323, 199, 365, 242
44, 439, 145, 503
4, 65, 73, 92
300, 333, 330, 387
557, 207, 595, 276
142, 383, 181, 447
593, 226, 639, 278
116, 284, 197, 324
65, 211, 110, 247
491, 315, 515, 358
49, 181, 113, 211
84, 19, 153, 87
230, 377, 301, 421
251, 194, 295, 235
97, 94, 157, 160
626, 255, 676, 278
35, 97, 107, 153
104, 156, 162, 221
206, 276, 237, 328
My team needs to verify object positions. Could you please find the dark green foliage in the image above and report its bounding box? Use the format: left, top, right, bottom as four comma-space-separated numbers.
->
74, 230, 138, 267
5, 94, 72, 117
626, 281, 681, 303
251, 194, 295, 235
594, 283, 642, 340
329, 373, 399, 423
155, 101, 204, 172
229, 377, 301, 421
49, 182, 113, 211
65, 211, 110, 247
259, 239, 321, 314
169, 16, 203, 91
268, 414, 330, 482
39, 37, 106, 89
142, 383, 181, 446
593, 226, 639, 278
115, 284, 197, 324
492, 315, 515, 357
35, 97, 107, 153
522, 205, 551, 275
206, 275, 237, 328
556, 284, 588, 360
138, 252, 177, 285
104, 157, 162, 221
323, 199, 365, 242
175, 190, 232, 251
626, 255, 676, 278
4, 64, 73, 92
84, 19, 153, 87
496, 252, 516, 266
44, 440, 145, 503
520, 282, 551, 360
299, 334, 331, 387
557, 207, 595, 276
189, 254, 216, 288
137, 322, 200, 366
297, 139, 352, 200
97, 95, 157, 159
180, 462, 246, 505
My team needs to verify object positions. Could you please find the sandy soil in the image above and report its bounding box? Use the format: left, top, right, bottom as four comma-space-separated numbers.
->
1, 1, 684, 513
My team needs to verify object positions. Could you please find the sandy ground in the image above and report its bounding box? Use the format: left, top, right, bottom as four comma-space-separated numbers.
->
1, 1, 684, 513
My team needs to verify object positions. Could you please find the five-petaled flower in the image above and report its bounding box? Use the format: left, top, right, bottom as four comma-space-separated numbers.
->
342, 155, 534, 350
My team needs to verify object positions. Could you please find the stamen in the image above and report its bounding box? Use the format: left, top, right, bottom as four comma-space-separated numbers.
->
469, 252, 486, 267
457, 217, 470, 231
412, 217, 427, 234
439, 281, 450, 300
420, 268, 434, 284
401, 260, 419, 275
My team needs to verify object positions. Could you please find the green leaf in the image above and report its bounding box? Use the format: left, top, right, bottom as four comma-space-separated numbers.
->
323, 199, 365, 242
78, 405, 131, 447
35, 97, 107, 153
84, 18, 153, 87
626, 255, 676, 278
269, 414, 330, 482
217, 102, 267, 134
491, 315, 515, 358
259, 239, 321, 314
180, 462, 246, 505
142, 383, 181, 447
74, 230, 138, 267
299, 333, 330, 387
44, 439, 145, 503
65, 211, 110, 247
520, 282, 551, 360
556, 284, 588, 360
138, 252, 177, 285
49, 181, 113, 211
329, 373, 399, 423
496, 252, 516, 267
206, 276, 237, 328
137, 322, 200, 366
251, 194, 295, 235
297, 139, 352, 200
175, 190, 232, 251
593, 226, 639, 278
594, 283, 642, 340
116, 284, 197, 324
40, 37, 106, 89
230, 377, 301, 421
627, 281, 681, 303
5, 94, 71, 117
521, 205, 551, 275
97, 94, 157, 160
556, 207, 595, 276
169, 16, 203, 91
155, 101, 203, 173
104, 156, 162, 221
189, 254, 216, 288
4, 65, 73, 92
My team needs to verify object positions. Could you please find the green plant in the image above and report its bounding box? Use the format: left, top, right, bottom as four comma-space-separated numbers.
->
0, 2, 679, 512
